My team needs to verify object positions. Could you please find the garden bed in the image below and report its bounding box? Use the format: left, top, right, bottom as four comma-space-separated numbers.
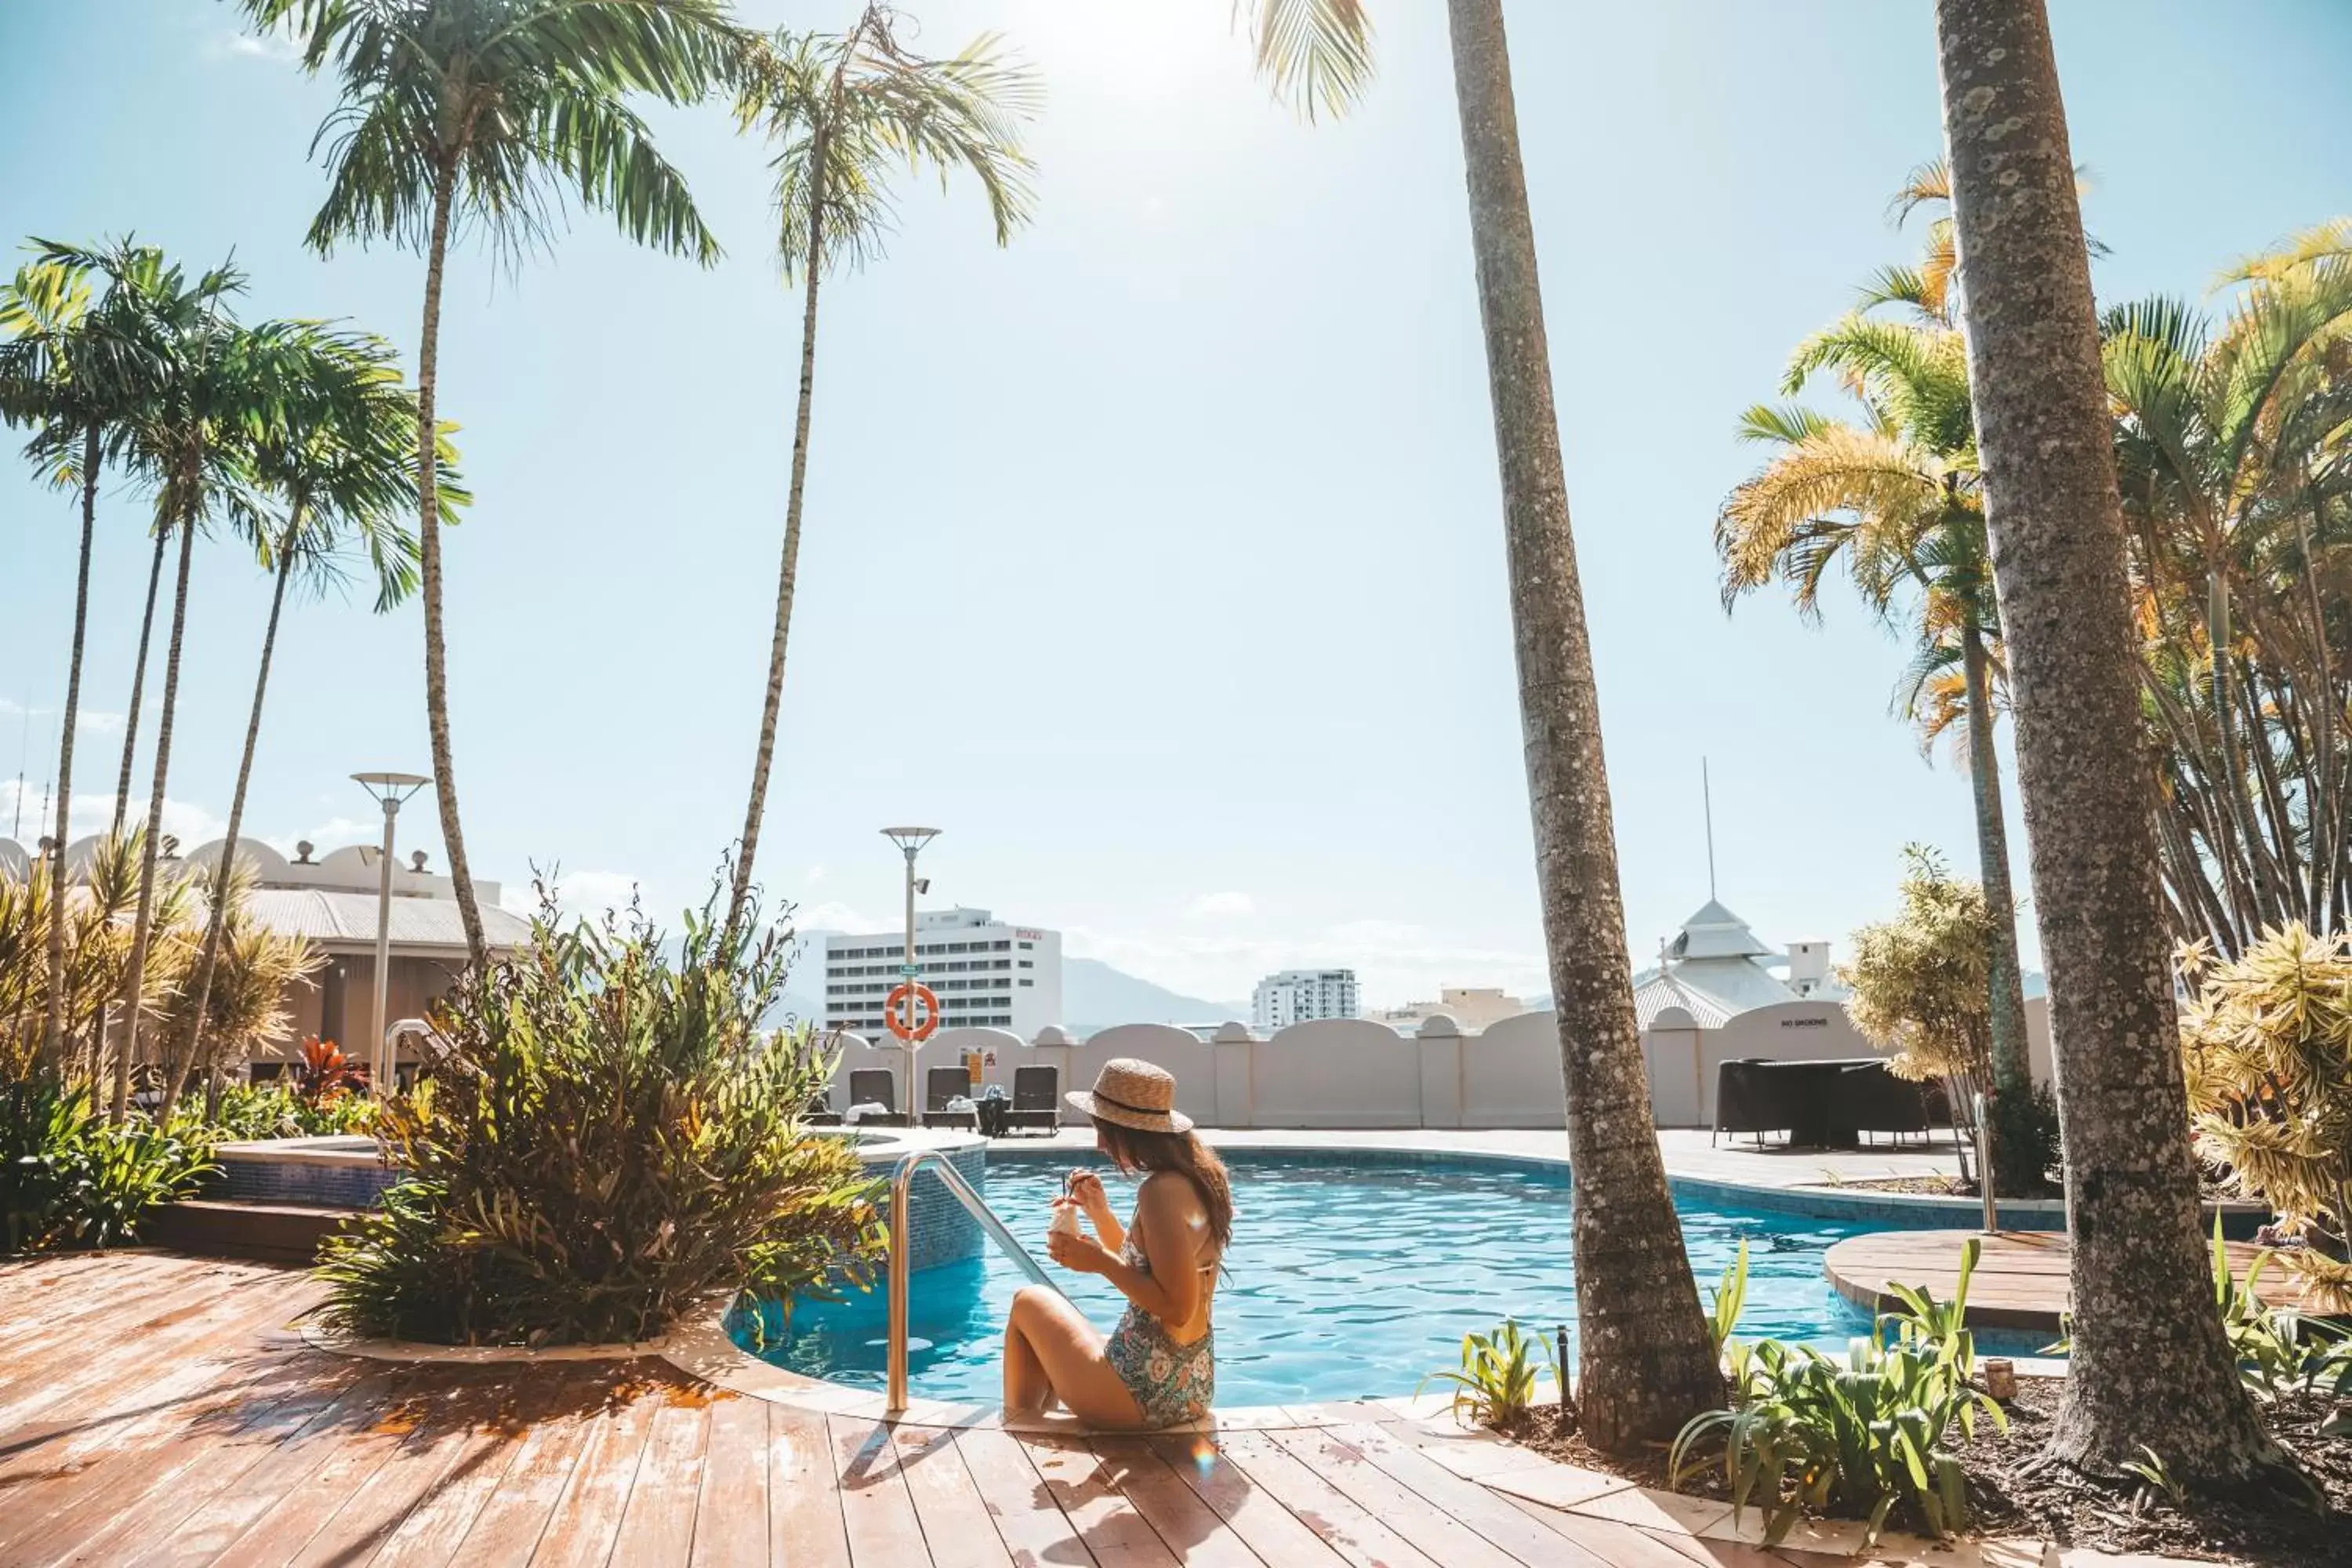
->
1483, 1377, 2352, 1566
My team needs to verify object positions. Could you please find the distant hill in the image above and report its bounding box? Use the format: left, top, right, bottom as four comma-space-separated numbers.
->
1065, 958, 1243, 1033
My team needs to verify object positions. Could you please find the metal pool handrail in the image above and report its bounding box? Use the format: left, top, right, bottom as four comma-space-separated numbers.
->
887, 1149, 1062, 1412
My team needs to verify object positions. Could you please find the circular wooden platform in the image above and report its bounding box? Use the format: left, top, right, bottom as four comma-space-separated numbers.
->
1824, 1228, 2303, 1334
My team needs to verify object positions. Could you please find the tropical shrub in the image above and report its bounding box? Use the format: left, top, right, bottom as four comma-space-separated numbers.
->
2203, 1217, 2352, 1404
1421, 1318, 1563, 1428
1671, 1241, 2004, 1546
316, 887, 886, 1347
291, 1036, 368, 1109
2179, 925, 2352, 1307
2, 1071, 214, 1252
191, 1080, 374, 1143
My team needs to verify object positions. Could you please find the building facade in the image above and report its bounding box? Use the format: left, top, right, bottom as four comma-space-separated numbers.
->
1251, 968, 1359, 1031
822, 907, 1062, 1040
1374, 986, 1531, 1032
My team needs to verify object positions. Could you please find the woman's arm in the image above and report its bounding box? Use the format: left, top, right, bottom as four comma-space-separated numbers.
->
1051, 1174, 1201, 1327
1069, 1170, 1124, 1253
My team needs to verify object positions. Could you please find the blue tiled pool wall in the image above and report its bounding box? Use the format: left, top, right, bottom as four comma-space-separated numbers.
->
221, 1157, 398, 1209
895, 1142, 989, 1271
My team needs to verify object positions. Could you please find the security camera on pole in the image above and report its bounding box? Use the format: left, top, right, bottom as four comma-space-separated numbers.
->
880, 828, 942, 1094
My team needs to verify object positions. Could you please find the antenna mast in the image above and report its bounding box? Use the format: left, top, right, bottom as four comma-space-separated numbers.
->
1702, 757, 1718, 902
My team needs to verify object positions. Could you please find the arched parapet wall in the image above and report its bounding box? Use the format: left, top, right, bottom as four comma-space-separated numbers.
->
1253, 1018, 1421, 1127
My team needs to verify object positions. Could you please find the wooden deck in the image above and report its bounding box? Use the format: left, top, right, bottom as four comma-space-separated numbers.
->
1824, 1227, 2319, 1332
2, 1248, 2161, 1566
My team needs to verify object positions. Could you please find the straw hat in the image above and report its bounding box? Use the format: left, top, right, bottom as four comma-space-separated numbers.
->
1065, 1058, 1192, 1134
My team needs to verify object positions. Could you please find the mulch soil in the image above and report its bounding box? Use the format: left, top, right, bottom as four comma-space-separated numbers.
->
1489, 1377, 2352, 1566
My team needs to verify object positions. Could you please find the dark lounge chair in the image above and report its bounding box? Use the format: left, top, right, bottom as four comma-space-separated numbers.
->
848, 1069, 905, 1127
1713, 1058, 1800, 1147
1005, 1065, 1061, 1136
924, 1065, 980, 1130
1837, 1061, 1939, 1147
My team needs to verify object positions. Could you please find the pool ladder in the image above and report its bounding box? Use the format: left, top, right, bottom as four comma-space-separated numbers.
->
886, 1150, 1064, 1413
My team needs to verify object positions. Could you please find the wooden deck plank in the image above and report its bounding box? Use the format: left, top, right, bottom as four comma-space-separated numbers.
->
527, 1372, 663, 1568
889, 1425, 1016, 1568
1012, 1434, 1183, 1568
1085, 1438, 1267, 1568
0, 1252, 197, 1370
1257, 1425, 1528, 1568
828, 1416, 935, 1566
607, 1393, 713, 1568
685, 1394, 768, 1568
1141, 1434, 1352, 1568
949, 1425, 1096, 1568
1200, 1430, 1445, 1568
1822, 1229, 2312, 1332
367, 1415, 533, 1568
200, 1374, 437, 1567
1494, 1494, 1786, 1568
1310, 1422, 1611, 1568
287, 1378, 516, 1568
766, 1406, 850, 1568
2, 1356, 352, 1567
0, 1262, 299, 1443
434, 1368, 612, 1566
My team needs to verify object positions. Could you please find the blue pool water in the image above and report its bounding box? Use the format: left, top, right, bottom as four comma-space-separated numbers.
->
734, 1150, 1881, 1406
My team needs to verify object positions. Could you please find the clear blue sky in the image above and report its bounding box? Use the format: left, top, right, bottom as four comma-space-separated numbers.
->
3, 1, 2347, 1010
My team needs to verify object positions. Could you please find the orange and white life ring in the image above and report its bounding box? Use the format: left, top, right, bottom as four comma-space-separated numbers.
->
885, 982, 941, 1043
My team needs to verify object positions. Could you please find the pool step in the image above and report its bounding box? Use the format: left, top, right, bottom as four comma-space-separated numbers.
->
144, 1199, 361, 1265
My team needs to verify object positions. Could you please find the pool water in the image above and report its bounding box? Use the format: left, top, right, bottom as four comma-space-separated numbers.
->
734, 1151, 1879, 1407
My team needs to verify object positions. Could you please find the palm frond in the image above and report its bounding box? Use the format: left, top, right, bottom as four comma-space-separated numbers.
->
1241, 0, 1374, 123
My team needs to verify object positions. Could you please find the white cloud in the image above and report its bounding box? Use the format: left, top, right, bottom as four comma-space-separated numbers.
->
200, 30, 299, 64
1185, 890, 1254, 920
501, 869, 642, 921
797, 898, 883, 935
0, 780, 227, 850
0, 699, 125, 735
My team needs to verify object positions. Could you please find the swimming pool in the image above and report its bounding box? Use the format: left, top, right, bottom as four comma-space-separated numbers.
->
733, 1149, 1886, 1407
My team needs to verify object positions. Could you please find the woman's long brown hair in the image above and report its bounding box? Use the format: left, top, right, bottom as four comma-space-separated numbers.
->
1094, 1120, 1233, 1252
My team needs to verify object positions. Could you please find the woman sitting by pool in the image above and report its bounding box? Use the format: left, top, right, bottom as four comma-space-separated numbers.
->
1004, 1058, 1231, 1428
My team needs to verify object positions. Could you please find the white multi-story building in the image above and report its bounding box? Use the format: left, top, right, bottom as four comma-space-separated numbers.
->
1251, 968, 1359, 1031
822, 908, 1062, 1039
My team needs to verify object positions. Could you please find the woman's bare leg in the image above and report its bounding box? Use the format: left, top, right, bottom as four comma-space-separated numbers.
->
1003, 1287, 1149, 1428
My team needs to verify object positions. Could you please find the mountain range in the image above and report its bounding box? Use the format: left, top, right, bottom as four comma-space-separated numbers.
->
1064, 957, 1242, 1033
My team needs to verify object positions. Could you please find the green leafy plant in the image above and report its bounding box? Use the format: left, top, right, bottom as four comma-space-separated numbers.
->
1882, 1235, 1981, 1384
2209, 1217, 2351, 1402
2, 1071, 213, 1252
316, 881, 887, 1347
2122, 1445, 2187, 1511
1671, 1332, 2005, 1546
1709, 1238, 1751, 1357
1420, 1318, 1563, 1428
292, 1036, 369, 1111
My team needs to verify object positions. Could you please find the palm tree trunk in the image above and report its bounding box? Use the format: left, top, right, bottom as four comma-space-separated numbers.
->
158, 517, 299, 1123
1933, 0, 2283, 1483
112, 527, 168, 838
726, 118, 832, 947
42, 426, 100, 1067
114, 510, 196, 1123
1962, 628, 2038, 1194
1445, 0, 1721, 1453
416, 162, 488, 971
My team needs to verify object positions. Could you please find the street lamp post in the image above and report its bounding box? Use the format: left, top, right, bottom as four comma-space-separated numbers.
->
880, 827, 938, 1089
353, 772, 428, 1093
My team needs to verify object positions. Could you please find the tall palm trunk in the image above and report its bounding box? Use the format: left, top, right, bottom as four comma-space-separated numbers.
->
112, 527, 168, 837
725, 114, 832, 946
1962, 625, 2037, 1193
42, 426, 100, 1066
114, 509, 196, 1123
1446, 0, 1721, 1451
416, 162, 488, 971
1933, 0, 2282, 1481
159, 512, 300, 1123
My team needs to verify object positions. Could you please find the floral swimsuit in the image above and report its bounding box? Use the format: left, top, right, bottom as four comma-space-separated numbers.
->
1103, 1234, 1215, 1428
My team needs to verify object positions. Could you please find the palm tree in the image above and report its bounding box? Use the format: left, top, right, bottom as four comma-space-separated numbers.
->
1931, 0, 2283, 1482
159, 326, 437, 1121
1238, 0, 1720, 1448
0, 241, 167, 1069
235, 0, 742, 969
107, 261, 287, 1120
722, 10, 1036, 942
1715, 308, 2040, 1192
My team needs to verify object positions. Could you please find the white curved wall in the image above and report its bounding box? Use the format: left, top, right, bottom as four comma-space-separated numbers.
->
1460, 1011, 1566, 1128
1253, 1018, 1423, 1127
